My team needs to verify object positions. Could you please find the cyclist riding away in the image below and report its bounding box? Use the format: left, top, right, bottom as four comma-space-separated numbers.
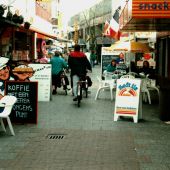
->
68, 44, 92, 101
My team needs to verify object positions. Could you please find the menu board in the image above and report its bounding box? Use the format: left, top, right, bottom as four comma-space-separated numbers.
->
28, 64, 52, 101
101, 55, 119, 73
101, 47, 119, 73
5, 81, 38, 124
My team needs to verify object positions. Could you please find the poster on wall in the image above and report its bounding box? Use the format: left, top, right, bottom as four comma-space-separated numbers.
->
136, 53, 156, 68
0, 57, 51, 102
114, 78, 141, 123
101, 47, 119, 73
28, 64, 52, 101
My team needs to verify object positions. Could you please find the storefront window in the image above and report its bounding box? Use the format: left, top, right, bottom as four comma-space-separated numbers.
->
13, 31, 32, 61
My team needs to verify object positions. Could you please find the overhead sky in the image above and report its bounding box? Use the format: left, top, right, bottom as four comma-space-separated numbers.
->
61, 0, 101, 28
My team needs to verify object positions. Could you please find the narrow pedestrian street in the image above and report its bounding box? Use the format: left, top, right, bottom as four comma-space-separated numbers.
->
0, 65, 170, 170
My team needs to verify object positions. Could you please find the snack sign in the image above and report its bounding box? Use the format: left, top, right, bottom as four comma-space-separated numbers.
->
114, 78, 141, 123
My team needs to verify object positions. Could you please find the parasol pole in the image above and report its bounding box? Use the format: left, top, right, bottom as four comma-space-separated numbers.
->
128, 32, 131, 72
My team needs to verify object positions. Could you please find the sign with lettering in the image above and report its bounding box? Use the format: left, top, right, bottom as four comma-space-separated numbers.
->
114, 78, 141, 123
101, 47, 119, 73
132, 0, 170, 18
28, 64, 51, 101
5, 81, 38, 124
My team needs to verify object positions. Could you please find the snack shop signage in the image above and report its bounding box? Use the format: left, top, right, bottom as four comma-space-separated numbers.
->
132, 0, 170, 18
139, 1, 169, 10
114, 78, 141, 123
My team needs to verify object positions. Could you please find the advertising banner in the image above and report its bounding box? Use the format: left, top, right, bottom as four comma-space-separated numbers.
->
114, 78, 141, 123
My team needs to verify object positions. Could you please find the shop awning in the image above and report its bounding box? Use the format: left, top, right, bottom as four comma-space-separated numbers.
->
29, 27, 71, 42
29, 26, 57, 40
109, 41, 153, 53
56, 37, 72, 43
119, 0, 170, 31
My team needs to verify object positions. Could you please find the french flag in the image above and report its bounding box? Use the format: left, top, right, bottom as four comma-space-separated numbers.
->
103, 7, 121, 40
109, 18, 120, 40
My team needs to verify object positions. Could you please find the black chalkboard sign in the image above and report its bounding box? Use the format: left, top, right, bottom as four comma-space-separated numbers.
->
101, 55, 119, 73
5, 81, 38, 124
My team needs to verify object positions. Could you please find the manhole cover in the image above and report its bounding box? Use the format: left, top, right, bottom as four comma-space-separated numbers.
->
47, 134, 65, 139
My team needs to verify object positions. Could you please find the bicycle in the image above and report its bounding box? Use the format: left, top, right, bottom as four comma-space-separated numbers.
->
60, 70, 69, 95
76, 75, 89, 107
54, 69, 69, 95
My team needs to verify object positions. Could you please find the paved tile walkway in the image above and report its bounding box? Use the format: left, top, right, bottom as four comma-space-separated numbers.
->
0, 65, 170, 170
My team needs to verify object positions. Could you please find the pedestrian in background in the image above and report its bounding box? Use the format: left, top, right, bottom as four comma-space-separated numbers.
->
90, 50, 96, 68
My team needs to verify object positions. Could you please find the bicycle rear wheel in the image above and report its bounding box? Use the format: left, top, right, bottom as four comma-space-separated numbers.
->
85, 88, 88, 98
85, 78, 89, 98
77, 82, 82, 107
77, 97, 81, 107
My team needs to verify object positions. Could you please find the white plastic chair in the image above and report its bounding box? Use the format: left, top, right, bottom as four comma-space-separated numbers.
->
120, 74, 135, 79
103, 71, 114, 80
141, 78, 159, 104
0, 95, 17, 136
127, 72, 139, 77
103, 71, 119, 80
95, 76, 116, 100
141, 79, 151, 104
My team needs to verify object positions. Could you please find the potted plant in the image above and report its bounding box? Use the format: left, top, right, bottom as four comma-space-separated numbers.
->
6, 10, 13, 20
12, 13, 18, 23
17, 15, 24, 24
0, 5, 6, 17
24, 21, 31, 29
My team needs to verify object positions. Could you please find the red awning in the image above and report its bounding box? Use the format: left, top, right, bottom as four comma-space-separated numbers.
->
29, 26, 57, 40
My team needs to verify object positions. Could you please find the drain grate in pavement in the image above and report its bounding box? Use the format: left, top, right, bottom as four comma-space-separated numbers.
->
47, 134, 65, 140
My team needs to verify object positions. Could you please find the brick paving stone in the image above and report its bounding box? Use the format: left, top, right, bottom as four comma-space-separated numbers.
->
0, 65, 170, 170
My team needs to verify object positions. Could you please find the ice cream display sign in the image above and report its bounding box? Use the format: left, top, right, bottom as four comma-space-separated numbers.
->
118, 82, 138, 97
114, 78, 141, 123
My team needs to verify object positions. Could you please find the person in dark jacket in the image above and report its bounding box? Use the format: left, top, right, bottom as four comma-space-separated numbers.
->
139, 60, 154, 78
68, 44, 92, 101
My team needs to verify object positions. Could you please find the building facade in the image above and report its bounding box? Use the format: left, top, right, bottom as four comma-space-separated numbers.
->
67, 0, 123, 62
0, 0, 58, 61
